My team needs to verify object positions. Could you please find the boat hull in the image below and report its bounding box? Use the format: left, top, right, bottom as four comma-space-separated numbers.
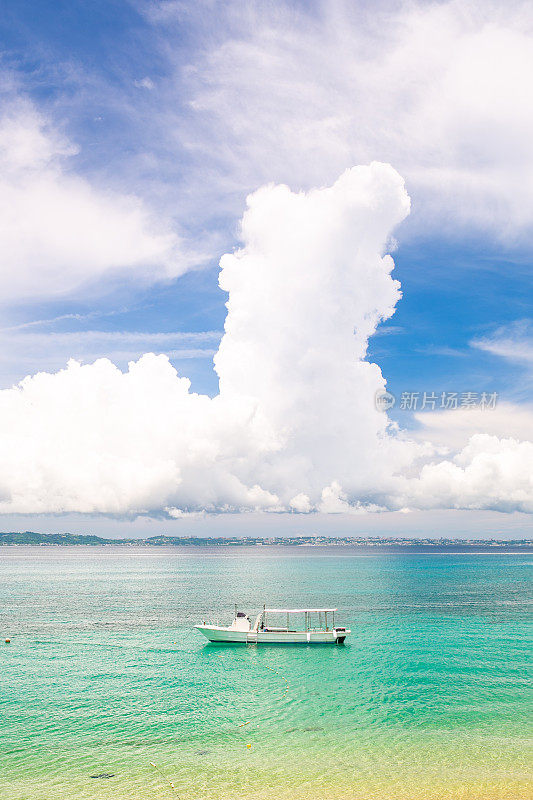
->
194, 625, 349, 644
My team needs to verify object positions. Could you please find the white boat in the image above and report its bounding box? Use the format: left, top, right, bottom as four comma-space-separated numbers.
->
195, 606, 350, 644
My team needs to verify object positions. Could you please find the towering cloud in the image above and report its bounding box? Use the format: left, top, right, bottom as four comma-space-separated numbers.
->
213, 164, 413, 509
0, 163, 530, 516
0, 164, 407, 513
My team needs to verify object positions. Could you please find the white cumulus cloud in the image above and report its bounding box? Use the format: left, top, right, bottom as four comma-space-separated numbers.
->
0, 163, 413, 513
413, 402, 533, 450
399, 435, 533, 514
0, 162, 530, 516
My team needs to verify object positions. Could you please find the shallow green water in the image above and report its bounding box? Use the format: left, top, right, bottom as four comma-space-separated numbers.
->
1, 546, 531, 799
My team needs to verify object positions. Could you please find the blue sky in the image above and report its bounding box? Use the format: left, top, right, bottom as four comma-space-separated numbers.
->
1, 0, 531, 397
0, 0, 532, 534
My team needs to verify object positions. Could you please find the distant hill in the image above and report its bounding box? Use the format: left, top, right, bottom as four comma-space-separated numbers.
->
0, 531, 120, 546
0, 532, 250, 546
0, 531, 531, 549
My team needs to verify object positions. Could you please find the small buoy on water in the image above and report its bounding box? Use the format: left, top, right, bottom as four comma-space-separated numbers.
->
5, 638, 10, 644
246, 744, 252, 749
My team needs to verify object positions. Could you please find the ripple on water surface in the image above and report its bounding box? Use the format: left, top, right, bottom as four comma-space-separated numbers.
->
0, 546, 532, 799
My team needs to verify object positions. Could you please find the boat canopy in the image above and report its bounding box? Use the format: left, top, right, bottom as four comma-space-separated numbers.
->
263, 608, 337, 613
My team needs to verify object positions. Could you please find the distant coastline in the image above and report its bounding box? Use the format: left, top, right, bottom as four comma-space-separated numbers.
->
0, 531, 531, 550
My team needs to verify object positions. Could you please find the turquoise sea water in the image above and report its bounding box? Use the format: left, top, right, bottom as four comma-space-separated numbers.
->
0, 546, 531, 799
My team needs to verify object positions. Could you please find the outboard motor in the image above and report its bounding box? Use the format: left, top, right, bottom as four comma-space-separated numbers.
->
334, 627, 347, 644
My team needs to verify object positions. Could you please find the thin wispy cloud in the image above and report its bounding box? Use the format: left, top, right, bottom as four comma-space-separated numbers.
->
0, 312, 101, 332
144, 0, 533, 245
0, 99, 192, 303
473, 321, 533, 366
372, 325, 405, 337
0, 329, 221, 387
416, 345, 469, 358
2, 1, 533, 307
